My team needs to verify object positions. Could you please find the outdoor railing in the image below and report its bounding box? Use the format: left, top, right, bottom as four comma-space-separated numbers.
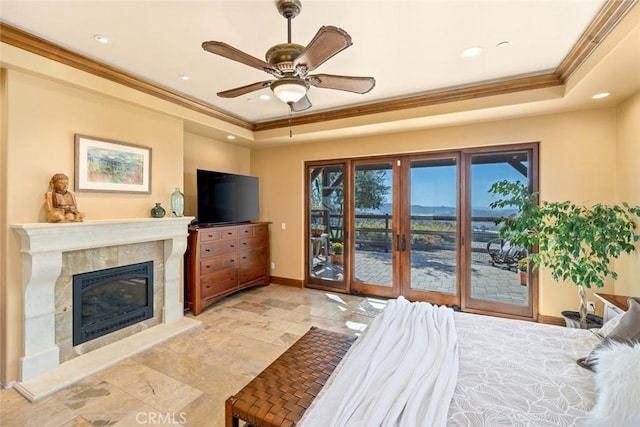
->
324, 213, 501, 253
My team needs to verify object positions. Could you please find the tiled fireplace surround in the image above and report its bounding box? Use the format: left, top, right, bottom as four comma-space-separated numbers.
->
10, 218, 202, 401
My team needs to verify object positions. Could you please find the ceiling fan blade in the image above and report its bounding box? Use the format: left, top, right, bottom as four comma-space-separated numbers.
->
308, 74, 376, 94
291, 95, 312, 112
217, 80, 273, 98
202, 41, 279, 75
294, 26, 352, 72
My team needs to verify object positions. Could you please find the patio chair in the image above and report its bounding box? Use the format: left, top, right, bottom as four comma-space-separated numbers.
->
487, 239, 526, 271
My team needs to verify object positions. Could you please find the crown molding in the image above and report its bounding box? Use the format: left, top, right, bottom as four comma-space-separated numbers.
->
555, 0, 639, 81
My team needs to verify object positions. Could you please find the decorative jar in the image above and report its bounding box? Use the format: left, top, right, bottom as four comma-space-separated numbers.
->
151, 203, 166, 218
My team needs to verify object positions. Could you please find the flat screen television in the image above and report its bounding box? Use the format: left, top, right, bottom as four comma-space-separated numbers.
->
196, 169, 259, 225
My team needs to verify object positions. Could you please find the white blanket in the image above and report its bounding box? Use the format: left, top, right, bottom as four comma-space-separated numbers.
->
299, 297, 459, 427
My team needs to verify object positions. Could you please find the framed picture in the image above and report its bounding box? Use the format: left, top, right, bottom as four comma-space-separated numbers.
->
74, 134, 152, 193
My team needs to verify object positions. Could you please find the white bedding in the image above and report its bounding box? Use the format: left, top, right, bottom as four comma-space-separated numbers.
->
302, 299, 600, 427
299, 297, 459, 427
448, 312, 599, 426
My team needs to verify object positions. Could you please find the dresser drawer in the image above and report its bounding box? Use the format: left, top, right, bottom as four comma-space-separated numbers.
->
201, 253, 238, 273
201, 269, 238, 299
239, 247, 268, 266
240, 234, 268, 250
201, 240, 238, 257
252, 224, 269, 237
199, 229, 221, 242
240, 263, 268, 283
237, 225, 255, 237
218, 227, 238, 240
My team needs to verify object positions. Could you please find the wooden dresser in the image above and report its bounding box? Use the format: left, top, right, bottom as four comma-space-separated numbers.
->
185, 222, 271, 315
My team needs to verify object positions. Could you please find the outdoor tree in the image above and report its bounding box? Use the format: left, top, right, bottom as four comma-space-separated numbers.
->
355, 170, 390, 210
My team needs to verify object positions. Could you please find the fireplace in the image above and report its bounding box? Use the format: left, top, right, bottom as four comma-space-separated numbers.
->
73, 261, 154, 346
11, 217, 202, 402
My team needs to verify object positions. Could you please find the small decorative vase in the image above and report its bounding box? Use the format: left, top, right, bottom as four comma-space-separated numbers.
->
151, 203, 166, 218
171, 187, 185, 217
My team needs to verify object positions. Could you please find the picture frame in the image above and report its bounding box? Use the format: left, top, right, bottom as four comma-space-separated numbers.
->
74, 134, 152, 193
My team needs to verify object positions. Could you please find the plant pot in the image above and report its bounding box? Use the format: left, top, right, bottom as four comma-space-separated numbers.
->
331, 254, 343, 265
561, 310, 603, 329
519, 271, 527, 286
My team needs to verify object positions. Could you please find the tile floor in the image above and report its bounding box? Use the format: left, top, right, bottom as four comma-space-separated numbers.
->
0, 285, 374, 427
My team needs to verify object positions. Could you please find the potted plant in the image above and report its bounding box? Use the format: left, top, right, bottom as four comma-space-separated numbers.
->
311, 222, 324, 237
517, 258, 528, 286
489, 180, 640, 328
332, 242, 344, 264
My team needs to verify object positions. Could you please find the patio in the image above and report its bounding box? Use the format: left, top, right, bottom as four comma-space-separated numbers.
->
311, 247, 528, 306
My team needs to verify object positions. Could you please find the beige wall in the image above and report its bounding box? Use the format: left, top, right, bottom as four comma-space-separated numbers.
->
183, 132, 251, 218
251, 107, 621, 318
1, 70, 8, 390
1, 69, 185, 385
614, 92, 640, 297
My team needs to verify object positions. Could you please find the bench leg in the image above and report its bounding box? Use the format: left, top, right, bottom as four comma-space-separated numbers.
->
225, 398, 239, 427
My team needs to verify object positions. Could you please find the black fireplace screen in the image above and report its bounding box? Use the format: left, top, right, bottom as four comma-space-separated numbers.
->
73, 261, 154, 346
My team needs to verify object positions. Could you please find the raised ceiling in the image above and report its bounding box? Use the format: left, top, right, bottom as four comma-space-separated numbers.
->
1, 0, 639, 145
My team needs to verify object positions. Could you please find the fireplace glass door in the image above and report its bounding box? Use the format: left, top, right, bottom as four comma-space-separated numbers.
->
73, 261, 154, 345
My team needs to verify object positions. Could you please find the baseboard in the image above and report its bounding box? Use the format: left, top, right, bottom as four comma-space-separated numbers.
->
538, 314, 566, 326
270, 276, 303, 288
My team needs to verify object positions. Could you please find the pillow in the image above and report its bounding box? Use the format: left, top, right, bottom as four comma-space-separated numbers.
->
594, 312, 623, 338
607, 297, 640, 343
577, 297, 640, 370
589, 341, 640, 427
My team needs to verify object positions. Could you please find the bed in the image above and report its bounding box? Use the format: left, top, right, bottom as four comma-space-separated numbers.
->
227, 296, 640, 427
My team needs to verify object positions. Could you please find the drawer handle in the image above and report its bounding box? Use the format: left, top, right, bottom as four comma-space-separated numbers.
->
230, 259, 235, 263
205, 249, 211, 252
207, 234, 213, 238
230, 244, 235, 248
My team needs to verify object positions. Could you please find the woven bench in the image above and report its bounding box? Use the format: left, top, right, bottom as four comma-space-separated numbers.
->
225, 326, 357, 427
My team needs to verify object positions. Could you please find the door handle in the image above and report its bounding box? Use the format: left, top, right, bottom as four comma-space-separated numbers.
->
402, 235, 407, 252
396, 234, 400, 252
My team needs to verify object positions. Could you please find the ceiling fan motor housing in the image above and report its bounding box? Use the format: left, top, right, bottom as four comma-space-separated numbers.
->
266, 43, 304, 73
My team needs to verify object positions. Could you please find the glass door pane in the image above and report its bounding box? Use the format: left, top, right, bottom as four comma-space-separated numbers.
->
465, 150, 533, 317
307, 163, 346, 290
403, 157, 459, 304
351, 160, 396, 298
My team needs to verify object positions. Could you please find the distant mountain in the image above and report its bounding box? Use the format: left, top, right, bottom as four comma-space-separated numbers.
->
356, 203, 516, 218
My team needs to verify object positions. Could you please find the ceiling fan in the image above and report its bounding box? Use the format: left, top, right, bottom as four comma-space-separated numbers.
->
202, 0, 375, 112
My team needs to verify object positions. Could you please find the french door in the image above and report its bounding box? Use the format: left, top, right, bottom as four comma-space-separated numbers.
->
350, 154, 460, 308
306, 143, 538, 319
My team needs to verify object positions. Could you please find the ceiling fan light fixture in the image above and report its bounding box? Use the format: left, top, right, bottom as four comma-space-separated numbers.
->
271, 78, 308, 104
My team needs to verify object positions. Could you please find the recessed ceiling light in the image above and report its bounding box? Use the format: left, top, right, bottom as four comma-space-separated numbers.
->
226, 135, 236, 140
93, 35, 109, 44
592, 92, 610, 99
496, 41, 510, 48
179, 74, 190, 81
258, 94, 271, 101
460, 46, 482, 58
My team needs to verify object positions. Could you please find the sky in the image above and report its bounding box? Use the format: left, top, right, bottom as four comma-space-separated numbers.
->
399, 161, 528, 208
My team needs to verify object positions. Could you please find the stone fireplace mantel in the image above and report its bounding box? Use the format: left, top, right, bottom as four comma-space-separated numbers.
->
10, 217, 202, 401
